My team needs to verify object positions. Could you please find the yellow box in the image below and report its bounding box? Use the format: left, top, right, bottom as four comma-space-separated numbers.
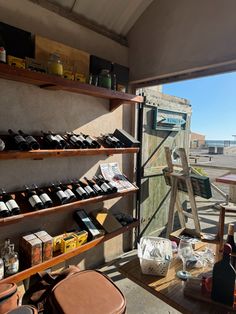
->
75, 73, 86, 83
63, 70, 75, 80
73, 230, 88, 247
53, 234, 66, 252
7, 55, 25, 69
60, 235, 77, 253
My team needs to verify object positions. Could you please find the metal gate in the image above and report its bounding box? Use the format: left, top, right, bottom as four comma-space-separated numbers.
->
136, 88, 192, 238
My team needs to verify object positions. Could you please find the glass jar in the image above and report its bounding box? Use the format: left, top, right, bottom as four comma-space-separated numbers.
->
48, 53, 63, 76
99, 69, 111, 89
3, 244, 19, 276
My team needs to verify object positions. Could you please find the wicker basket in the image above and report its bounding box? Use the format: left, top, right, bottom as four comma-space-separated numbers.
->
138, 236, 173, 276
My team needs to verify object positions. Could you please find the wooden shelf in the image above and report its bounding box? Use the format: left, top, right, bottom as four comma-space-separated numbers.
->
0, 147, 140, 160
0, 187, 138, 226
0, 63, 143, 111
0, 220, 139, 284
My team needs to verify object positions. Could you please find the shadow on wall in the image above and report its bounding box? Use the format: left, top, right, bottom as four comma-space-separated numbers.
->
0, 80, 113, 134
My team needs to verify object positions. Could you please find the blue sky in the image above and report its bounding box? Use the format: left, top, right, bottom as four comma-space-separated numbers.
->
163, 72, 236, 140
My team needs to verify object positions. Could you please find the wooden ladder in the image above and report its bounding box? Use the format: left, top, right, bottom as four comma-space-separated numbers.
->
165, 147, 201, 238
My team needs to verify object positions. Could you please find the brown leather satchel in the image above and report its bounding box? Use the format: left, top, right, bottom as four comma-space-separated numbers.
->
7, 305, 38, 314
46, 270, 126, 314
0, 283, 19, 314
23, 266, 126, 314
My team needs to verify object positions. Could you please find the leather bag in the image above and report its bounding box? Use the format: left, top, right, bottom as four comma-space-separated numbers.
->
0, 283, 19, 314
7, 305, 38, 314
23, 267, 126, 314
46, 269, 126, 314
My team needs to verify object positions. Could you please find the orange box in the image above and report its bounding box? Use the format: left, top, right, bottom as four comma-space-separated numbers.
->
20, 234, 42, 267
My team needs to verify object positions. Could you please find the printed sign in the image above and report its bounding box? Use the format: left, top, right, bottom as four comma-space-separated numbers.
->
152, 108, 187, 131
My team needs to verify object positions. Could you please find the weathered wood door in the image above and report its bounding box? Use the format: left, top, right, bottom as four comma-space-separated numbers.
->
137, 88, 191, 238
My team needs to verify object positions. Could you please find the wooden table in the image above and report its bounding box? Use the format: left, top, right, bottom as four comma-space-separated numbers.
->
119, 255, 234, 314
216, 173, 236, 203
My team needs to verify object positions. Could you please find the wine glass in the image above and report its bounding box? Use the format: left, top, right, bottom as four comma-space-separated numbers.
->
177, 239, 194, 280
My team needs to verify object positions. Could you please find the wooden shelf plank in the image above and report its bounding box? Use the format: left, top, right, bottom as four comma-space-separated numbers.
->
0, 147, 139, 160
0, 63, 143, 107
0, 188, 138, 226
0, 220, 139, 284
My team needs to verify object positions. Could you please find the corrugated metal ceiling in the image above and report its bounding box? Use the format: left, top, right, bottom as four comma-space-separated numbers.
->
48, 0, 154, 37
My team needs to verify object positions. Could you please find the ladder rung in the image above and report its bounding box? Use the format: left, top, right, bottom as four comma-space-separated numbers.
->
182, 211, 194, 219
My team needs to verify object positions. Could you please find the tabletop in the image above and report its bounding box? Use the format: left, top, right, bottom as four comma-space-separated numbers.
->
119, 255, 234, 314
216, 174, 236, 185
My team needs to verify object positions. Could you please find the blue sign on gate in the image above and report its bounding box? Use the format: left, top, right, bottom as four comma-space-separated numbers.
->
152, 108, 187, 131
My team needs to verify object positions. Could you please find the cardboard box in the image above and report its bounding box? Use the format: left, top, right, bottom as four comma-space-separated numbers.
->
169, 228, 206, 250
20, 234, 42, 267
92, 210, 122, 233
35, 231, 53, 262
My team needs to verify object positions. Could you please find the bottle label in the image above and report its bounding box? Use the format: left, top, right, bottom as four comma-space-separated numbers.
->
29, 195, 42, 208
84, 186, 94, 194
0, 259, 4, 280
55, 134, 64, 141
101, 183, 109, 192
64, 188, 75, 199
0, 201, 8, 212
40, 193, 52, 204
25, 135, 36, 145
5, 260, 19, 275
0, 48, 6, 63
14, 135, 25, 144
56, 190, 67, 201
46, 134, 57, 142
93, 184, 102, 192
6, 199, 19, 211
70, 135, 78, 143
76, 187, 86, 196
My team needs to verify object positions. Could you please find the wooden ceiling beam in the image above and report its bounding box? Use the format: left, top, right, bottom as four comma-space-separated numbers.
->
29, 0, 128, 46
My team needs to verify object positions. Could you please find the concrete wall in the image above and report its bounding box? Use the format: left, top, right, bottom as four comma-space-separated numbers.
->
0, 0, 133, 269
128, 0, 236, 83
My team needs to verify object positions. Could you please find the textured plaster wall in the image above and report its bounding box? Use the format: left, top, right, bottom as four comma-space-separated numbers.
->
0, 1, 133, 268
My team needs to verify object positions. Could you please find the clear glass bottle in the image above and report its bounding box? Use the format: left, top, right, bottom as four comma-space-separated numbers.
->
1, 238, 10, 258
48, 53, 63, 76
4, 244, 19, 276
0, 258, 4, 280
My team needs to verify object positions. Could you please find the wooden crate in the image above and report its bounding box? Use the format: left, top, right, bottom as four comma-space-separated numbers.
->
35, 35, 90, 78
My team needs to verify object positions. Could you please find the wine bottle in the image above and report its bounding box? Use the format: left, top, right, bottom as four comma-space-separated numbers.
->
50, 183, 69, 204
211, 243, 236, 306
84, 177, 102, 195
0, 138, 5, 151
8, 129, 29, 151
226, 223, 236, 267
93, 176, 112, 194
1, 189, 20, 215
71, 181, 88, 199
101, 134, 122, 148
66, 132, 84, 148
78, 180, 96, 197
74, 134, 89, 148
25, 185, 44, 210
0, 190, 10, 217
59, 182, 76, 201
33, 184, 53, 208
98, 174, 118, 193
18, 130, 40, 150
81, 133, 101, 148
51, 132, 68, 149
41, 131, 62, 149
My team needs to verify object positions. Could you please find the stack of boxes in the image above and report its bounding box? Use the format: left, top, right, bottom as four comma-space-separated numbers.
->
20, 231, 53, 267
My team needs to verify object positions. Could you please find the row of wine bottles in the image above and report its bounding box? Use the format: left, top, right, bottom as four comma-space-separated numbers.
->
0, 175, 119, 217
0, 130, 125, 151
